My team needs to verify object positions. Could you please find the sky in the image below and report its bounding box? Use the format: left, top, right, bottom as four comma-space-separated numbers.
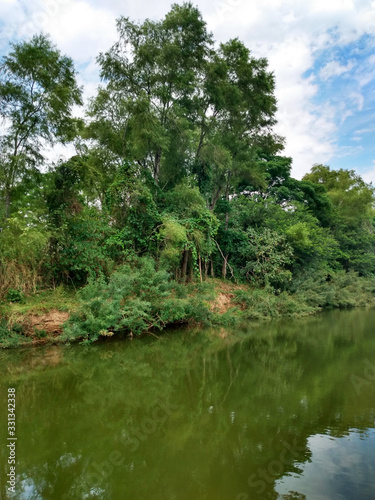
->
1, 0, 375, 182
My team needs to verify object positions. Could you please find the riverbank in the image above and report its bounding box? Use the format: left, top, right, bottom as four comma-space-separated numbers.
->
1, 269, 374, 349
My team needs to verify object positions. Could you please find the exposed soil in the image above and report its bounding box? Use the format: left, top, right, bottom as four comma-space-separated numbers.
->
210, 280, 246, 314
211, 292, 234, 314
22, 310, 69, 336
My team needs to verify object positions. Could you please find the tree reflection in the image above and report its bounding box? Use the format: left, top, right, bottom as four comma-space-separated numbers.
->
0, 309, 374, 499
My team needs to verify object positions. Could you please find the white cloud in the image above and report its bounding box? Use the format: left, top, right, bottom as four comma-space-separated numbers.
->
311, 0, 354, 13
319, 60, 355, 81
349, 91, 364, 110
362, 163, 375, 184
43, 142, 77, 167
2, 0, 375, 175
354, 128, 374, 135
200, 0, 375, 177
34, 0, 117, 63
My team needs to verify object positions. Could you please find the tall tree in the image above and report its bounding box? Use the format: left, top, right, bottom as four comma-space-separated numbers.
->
90, 2, 212, 185
195, 38, 283, 210
89, 3, 282, 195
0, 34, 82, 218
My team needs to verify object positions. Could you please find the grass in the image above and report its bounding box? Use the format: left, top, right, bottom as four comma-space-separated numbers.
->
0, 285, 79, 318
0, 286, 79, 348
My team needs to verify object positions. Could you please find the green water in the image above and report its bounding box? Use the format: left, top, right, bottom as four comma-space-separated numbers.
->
1, 309, 375, 500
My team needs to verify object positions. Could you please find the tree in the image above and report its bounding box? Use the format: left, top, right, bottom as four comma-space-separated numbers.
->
239, 227, 293, 286
88, 4, 282, 281
90, 2, 212, 185
89, 3, 282, 198
0, 34, 82, 218
263, 156, 333, 227
303, 164, 374, 226
195, 38, 283, 210
303, 165, 375, 275
160, 181, 218, 281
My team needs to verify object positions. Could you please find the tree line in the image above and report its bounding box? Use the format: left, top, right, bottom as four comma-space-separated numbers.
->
1, 3, 374, 306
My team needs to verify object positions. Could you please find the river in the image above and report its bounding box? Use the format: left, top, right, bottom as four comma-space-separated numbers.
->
1, 308, 375, 499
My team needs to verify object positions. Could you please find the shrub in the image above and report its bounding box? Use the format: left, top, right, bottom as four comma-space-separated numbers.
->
238, 228, 293, 287
234, 286, 316, 320
0, 214, 49, 298
0, 320, 27, 349
292, 270, 375, 309
62, 257, 211, 343
6, 289, 23, 303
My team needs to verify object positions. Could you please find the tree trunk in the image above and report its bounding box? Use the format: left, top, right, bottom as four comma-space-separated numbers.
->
154, 148, 162, 184
181, 249, 189, 282
4, 188, 11, 219
224, 174, 230, 230
195, 124, 206, 159
210, 186, 221, 211
189, 254, 194, 281
198, 254, 203, 283
222, 255, 228, 280
222, 174, 231, 279
211, 256, 215, 278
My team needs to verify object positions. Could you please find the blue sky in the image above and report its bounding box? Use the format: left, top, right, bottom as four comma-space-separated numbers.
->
307, 33, 375, 180
1, 0, 375, 183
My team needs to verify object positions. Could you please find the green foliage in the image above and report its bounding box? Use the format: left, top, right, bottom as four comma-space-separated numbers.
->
160, 182, 219, 277
62, 258, 212, 343
234, 286, 315, 320
286, 222, 313, 251
92, 3, 213, 184
159, 217, 188, 269
238, 227, 293, 286
0, 213, 49, 297
48, 207, 117, 284
292, 270, 375, 309
6, 289, 23, 303
90, 1, 281, 204
303, 165, 375, 275
0, 214, 49, 264
0, 320, 27, 348
0, 7, 374, 334
0, 33, 82, 218
105, 163, 161, 254
265, 156, 334, 227
45, 156, 85, 225
232, 269, 375, 321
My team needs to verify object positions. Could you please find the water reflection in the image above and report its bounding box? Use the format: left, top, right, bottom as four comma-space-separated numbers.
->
276, 429, 375, 500
0, 308, 374, 499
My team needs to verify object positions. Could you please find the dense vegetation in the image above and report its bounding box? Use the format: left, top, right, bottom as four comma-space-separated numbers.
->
1, 3, 375, 346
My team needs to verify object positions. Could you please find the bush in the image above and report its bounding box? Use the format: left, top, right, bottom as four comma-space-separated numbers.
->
0, 214, 49, 298
234, 286, 316, 320
292, 270, 375, 309
62, 258, 211, 343
6, 289, 23, 303
238, 228, 293, 287
0, 320, 27, 349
